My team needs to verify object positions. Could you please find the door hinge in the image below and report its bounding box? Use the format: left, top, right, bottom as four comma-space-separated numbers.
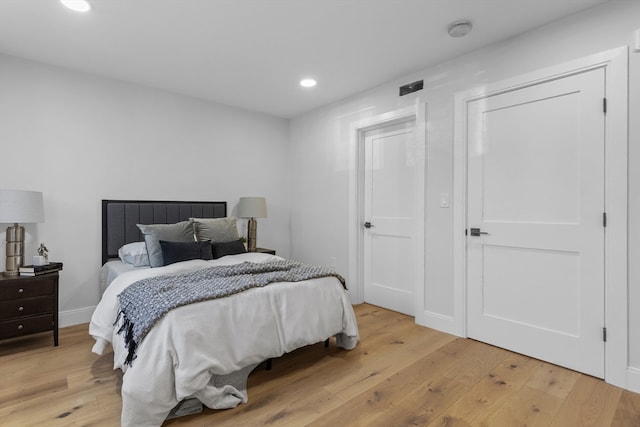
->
603, 98, 607, 114
465, 228, 468, 236
603, 212, 607, 227
603, 327, 607, 342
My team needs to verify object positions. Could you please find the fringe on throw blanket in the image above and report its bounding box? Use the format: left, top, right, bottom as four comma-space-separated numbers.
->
114, 309, 138, 366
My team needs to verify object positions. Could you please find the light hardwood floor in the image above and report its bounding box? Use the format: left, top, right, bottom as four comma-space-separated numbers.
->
1, 304, 639, 426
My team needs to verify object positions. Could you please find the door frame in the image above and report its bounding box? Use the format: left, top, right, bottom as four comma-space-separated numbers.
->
452, 47, 628, 388
347, 104, 426, 312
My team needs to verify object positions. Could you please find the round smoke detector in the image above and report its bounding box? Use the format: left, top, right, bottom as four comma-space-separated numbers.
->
448, 20, 473, 38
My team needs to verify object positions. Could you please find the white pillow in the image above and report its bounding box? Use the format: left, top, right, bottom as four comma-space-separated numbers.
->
118, 242, 150, 267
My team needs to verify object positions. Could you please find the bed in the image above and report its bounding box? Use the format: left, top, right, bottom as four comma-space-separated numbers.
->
90, 200, 359, 426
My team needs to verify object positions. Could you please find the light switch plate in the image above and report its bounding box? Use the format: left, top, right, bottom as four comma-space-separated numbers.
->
440, 193, 450, 208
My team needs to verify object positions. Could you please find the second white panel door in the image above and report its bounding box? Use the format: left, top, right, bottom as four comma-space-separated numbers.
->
363, 119, 416, 316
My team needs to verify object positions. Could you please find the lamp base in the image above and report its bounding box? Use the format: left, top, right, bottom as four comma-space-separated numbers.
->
247, 218, 257, 252
4, 223, 24, 276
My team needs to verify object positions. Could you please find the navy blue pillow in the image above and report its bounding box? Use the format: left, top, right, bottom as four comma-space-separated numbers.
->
159, 240, 213, 266
212, 239, 247, 259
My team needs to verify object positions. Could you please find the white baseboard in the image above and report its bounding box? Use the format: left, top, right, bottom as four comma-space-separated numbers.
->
627, 366, 640, 394
59, 305, 95, 328
416, 310, 464, 337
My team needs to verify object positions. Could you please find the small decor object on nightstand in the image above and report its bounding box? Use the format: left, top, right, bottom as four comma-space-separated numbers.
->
34, 242, 49, 266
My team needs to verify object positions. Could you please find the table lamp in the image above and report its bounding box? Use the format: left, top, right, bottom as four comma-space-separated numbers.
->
237, 197, 267, 252
0, 190, 45, 275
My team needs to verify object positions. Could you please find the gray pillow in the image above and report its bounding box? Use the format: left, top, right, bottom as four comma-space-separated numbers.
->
137, 220, 195, 267
191, 217, 240, 243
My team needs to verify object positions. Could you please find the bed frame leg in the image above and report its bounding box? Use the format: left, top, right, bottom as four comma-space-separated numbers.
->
266, 358, 272, 370
324, 338, 330, 348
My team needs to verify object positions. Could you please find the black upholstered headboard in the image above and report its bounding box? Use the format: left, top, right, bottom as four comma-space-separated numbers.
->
101, 199, 227, 265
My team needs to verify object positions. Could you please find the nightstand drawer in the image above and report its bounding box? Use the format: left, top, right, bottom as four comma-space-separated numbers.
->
0, 296, 54, 320
0, 278, 54, 301
0, 315, 54, 340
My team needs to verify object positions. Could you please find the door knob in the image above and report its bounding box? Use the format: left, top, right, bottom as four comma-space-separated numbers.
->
470, 228, 489, 236
363, 222, 374, 229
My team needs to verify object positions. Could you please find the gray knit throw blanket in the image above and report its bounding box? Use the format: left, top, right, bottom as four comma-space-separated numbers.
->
116, 260, 346, 366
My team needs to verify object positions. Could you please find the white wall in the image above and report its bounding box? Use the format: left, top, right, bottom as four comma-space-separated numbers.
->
0, 54, 290, 326
288, 0, 640, 388
1, 0, 638, 391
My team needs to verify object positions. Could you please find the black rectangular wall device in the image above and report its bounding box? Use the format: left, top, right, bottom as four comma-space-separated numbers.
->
399, 80, 423, 96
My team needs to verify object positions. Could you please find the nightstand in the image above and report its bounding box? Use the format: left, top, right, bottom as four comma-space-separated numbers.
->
0, 272, 59, 346
255, 248, 276, 255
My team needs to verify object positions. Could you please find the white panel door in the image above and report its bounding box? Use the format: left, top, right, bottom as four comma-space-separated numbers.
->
363, 120, 416, 316
466, 68, 605, 377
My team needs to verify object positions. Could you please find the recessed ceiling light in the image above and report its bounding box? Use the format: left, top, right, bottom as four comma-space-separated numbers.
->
300, 78, 317, 88
61, 0, 92, 12
448, 20, 472, 38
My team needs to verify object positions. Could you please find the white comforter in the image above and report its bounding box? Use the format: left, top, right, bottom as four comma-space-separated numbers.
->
89, 253, 359, 427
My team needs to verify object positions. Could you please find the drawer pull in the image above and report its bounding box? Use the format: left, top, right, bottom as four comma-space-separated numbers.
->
18, 306, 24, 312
17, 324, 24, 330
18, 288, 24, 294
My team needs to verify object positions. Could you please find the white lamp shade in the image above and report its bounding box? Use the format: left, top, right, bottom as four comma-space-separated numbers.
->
237, 197, 267, 219
0, 190, 45, 223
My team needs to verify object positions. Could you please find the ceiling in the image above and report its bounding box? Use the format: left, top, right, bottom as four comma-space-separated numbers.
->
0, 0, 609, 118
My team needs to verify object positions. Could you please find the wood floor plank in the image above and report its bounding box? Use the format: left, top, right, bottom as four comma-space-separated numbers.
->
306, 343, 463, 427
526, 360, 581, 399
428, 352, 540, 426
0, 376, 69, 409
442, 340, 511, 385
368, 374, 469, 426
1, 304, 639, 427
0, 386, 100, 427
324, 327, 455, 400
550, 374, 623, 427
611, 388, 640, 427
216, 384, 344, 426
485, 385, 564, 427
